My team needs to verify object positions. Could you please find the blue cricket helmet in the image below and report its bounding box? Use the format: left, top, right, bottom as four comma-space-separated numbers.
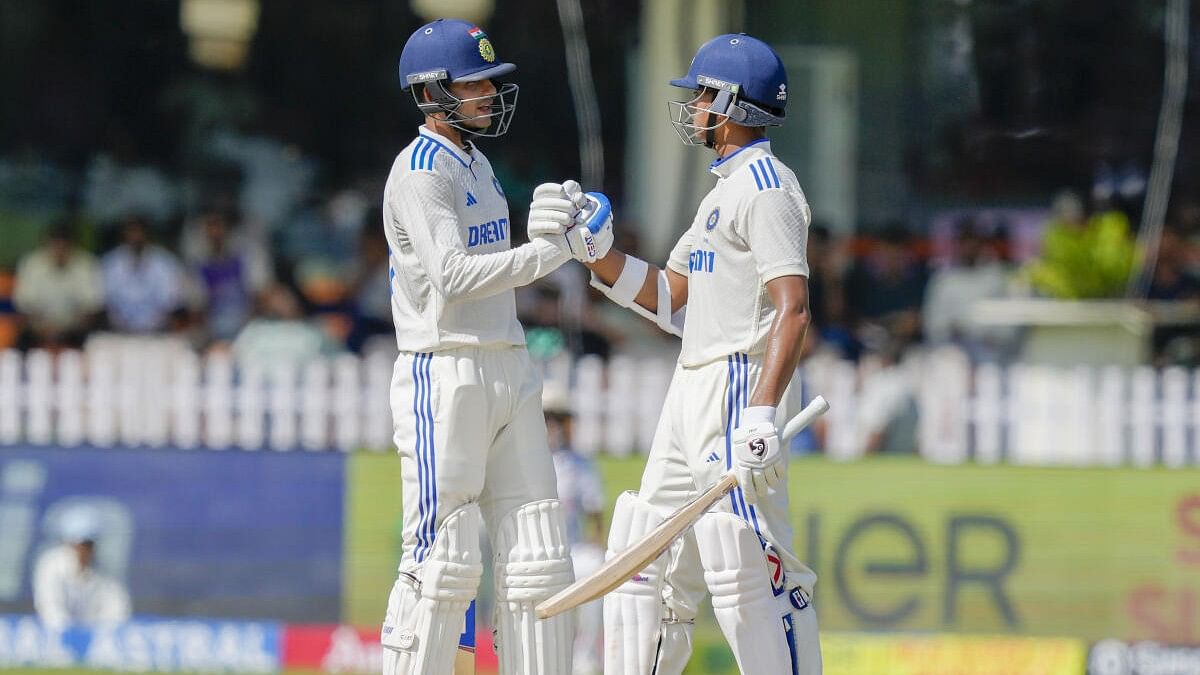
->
670, 33, 787, 128
399, 18, 515, 90
398, 19, 519, 137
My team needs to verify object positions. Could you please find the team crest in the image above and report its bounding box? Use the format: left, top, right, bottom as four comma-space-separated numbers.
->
492, 176, 505, 197
478, 38, 496, 63
705, 207, 720, 231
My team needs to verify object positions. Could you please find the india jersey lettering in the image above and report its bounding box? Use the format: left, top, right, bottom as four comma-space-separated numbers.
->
666, 139, 811, 368
383, 127, 567, 352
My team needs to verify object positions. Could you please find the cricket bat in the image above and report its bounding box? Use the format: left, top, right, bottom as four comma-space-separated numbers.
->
535, 395, 829, 620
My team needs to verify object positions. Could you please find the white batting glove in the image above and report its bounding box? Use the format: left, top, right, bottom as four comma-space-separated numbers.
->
527, 182, 576, 239
730, 406, 785, 505
562, 180, 614, 264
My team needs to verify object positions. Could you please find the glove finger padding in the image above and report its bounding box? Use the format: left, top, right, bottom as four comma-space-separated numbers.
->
530, 196, 577, 216
533, 182, 567, 200
562, 180, 589, 210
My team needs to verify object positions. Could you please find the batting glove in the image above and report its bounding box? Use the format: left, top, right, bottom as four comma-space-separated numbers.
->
731, 406, 785, 505
562, 180, 614, 264
527, 182, 576, 239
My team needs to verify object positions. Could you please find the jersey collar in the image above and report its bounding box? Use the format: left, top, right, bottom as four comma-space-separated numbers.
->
709, 138, 772, 178
417, 126, 475, 168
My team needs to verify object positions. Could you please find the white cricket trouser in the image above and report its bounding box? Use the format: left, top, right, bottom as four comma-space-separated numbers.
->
640, 352, 820, 670
390, 346, 559, 572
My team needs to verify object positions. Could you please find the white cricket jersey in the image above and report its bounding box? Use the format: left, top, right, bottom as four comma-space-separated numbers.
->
383, 126, 568, 353
666, 139, 811, 368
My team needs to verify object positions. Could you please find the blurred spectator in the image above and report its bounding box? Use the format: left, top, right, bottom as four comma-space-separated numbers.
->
346, 228, 393, 353
1148, 227, 1200, 366
543, 382, 604, 675
805, 224, 858, 360
856, 344, 919, 455
81, 136, 177, 227
102, 216, 188, 333
1026, 190, 1136, 298
13, 223, 104, 349
846, 224, 928, 349
33, 509, 130, 630
1147, 227, 1200, 301
923, 220, 1014, 360
232, 284, 337, 369
185, 207, 273, 343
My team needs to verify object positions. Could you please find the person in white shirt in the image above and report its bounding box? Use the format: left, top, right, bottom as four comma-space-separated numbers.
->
377, 18, 580, 675
14, 224, 104, 349
101, 217, 187, 333
33, 509, 130, 631
531, 33, 821, 675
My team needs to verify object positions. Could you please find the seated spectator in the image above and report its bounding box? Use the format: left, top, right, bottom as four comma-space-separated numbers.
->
232, 284, 337, 369
805, 224, 858, 360
14, 223, 104, 349
102, 216, 187, 333
34, 508, 131, 630
186, 207, 273, 343
923, 221, 1014, 360
346, 228, 394, 353
1026, 190, 1136, 298
846, 224, 928, 348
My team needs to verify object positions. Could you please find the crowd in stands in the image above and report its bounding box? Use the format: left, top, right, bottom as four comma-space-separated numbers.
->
3, 150, 1200, 378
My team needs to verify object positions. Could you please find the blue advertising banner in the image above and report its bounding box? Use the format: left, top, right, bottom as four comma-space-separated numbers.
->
0, 446, 345, 622
0, 614, 281, 672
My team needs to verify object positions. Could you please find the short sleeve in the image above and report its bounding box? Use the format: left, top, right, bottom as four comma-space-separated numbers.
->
666, 228, 696, 276
744, 188, 811, 282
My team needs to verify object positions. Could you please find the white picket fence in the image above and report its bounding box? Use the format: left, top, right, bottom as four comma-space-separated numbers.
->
1, 338, 1198, 466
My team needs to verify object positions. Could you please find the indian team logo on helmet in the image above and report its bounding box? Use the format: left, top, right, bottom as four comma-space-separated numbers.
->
705, 207, 720, 231
478, 38, 496, 63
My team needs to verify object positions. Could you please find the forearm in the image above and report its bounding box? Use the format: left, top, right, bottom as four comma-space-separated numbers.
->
750, 305, 810, 407
439, 238, 568, 301
586, 250, 662, 314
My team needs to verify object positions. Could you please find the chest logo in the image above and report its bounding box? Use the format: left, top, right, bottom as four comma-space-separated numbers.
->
492, 176, 505, 198
705, 207, 720, 231
467, 218, 509, 247
466, 191, 477, 206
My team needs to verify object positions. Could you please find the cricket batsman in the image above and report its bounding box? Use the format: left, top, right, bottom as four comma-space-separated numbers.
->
531, 34, 821, 673
379, 18, 582, 674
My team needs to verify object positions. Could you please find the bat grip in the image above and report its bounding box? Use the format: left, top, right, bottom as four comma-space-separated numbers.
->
780, 395, 830, 441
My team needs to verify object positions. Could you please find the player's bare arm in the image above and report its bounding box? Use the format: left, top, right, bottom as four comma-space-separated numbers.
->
749, 274, 811, 407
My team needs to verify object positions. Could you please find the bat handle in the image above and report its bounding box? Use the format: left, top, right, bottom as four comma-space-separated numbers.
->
780, 395, 830, 441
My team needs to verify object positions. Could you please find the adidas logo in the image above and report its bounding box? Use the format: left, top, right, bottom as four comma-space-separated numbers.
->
466, 192, 478, 206
705, 452, 721, 463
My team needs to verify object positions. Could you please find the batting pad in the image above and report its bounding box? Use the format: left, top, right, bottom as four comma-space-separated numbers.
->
493, 499, 575, 674
602, 491, 677, 675
695, 511, 797, 674
381, 503, 483, 675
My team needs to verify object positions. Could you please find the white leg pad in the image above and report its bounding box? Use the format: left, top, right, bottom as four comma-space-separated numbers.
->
695, 512, 801, 675
648, 611, 695, 675
787, 600, 823, 675
493, 499, 575, 675
381, 503, 483, 675
602, 491, 675, 675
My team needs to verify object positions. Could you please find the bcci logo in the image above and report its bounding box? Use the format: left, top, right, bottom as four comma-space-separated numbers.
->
492, 176, 505, 197
478, 38, 496, 63
705, 207, 720, 231
749, 437, 767, 458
